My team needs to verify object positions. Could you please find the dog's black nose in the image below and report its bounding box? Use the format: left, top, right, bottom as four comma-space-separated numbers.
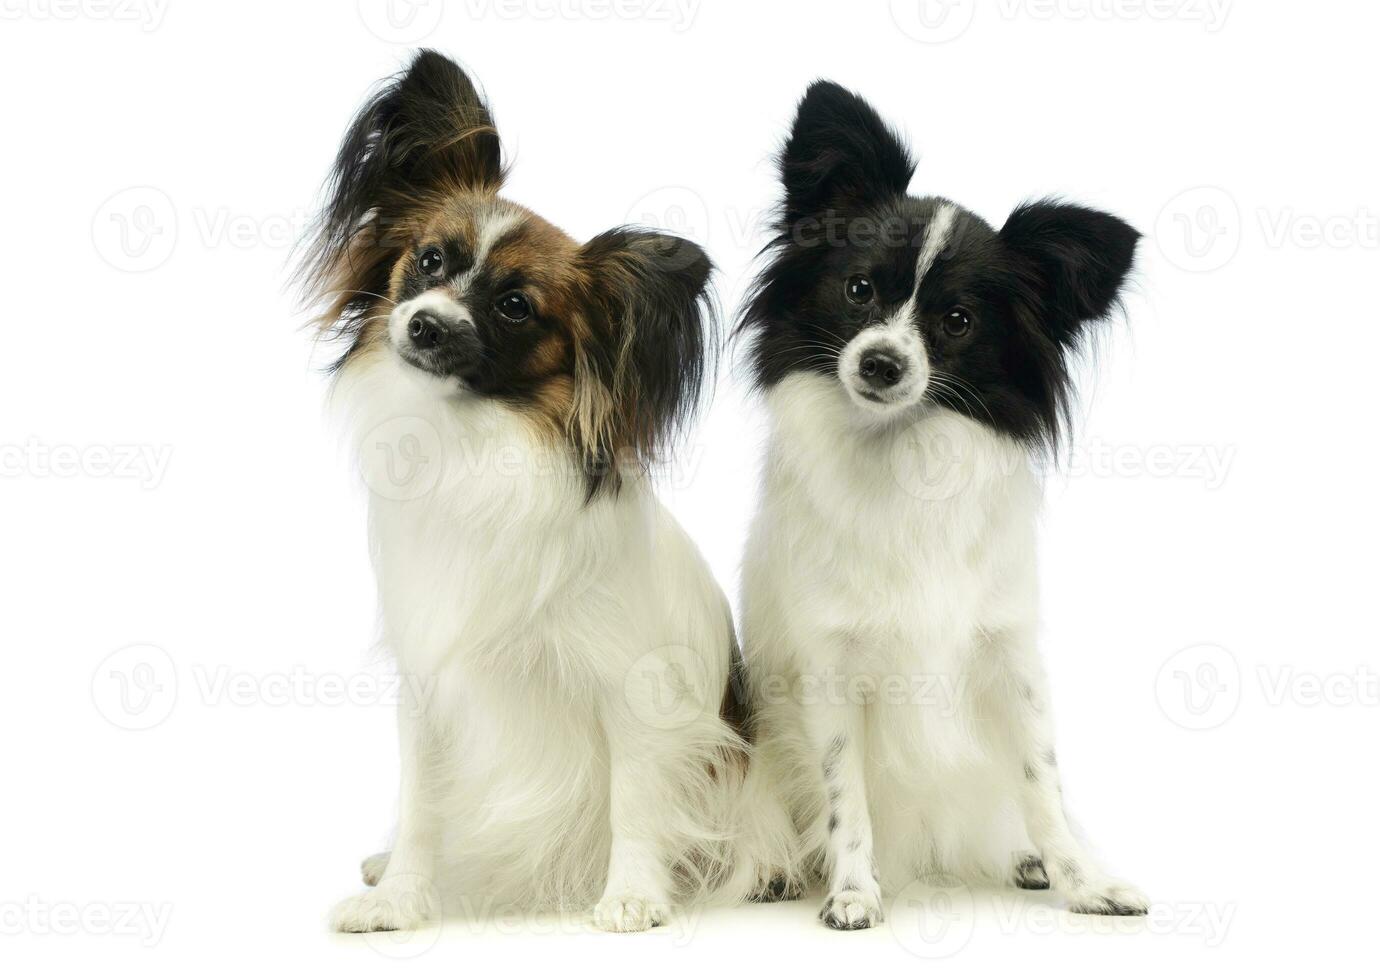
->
859, 348, 905, 389
408, 311, 446, 350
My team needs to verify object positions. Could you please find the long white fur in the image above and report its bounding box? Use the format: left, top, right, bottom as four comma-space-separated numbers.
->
740, 216, 1147, 927
325, 341, 781, 933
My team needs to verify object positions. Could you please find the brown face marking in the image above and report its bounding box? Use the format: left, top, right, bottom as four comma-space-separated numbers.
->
366, 192, 599, 443
486, 211, 582, 291
327, 181, 709, 499
524, 330, 571, 380
520, 375, 577, 443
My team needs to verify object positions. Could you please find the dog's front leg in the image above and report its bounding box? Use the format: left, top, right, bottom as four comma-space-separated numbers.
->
803, 668, 882, 930
591, 717, 674, 933
1001, 648, 1148, 916
330, 679, 443, 932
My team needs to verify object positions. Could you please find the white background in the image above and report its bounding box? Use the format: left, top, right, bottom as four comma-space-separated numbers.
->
2, 1, 1376, 976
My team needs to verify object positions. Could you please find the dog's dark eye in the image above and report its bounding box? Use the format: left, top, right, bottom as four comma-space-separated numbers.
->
845, 275, 874, 305
496, 291, 531, 322
943, 308, 972, 337
417, 248, 444, 278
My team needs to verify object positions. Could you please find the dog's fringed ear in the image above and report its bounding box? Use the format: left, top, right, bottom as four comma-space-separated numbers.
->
999, 200, 1140, 349
299, 50, 503, 344
573, 229, 715, 498
779, 80, 916, 224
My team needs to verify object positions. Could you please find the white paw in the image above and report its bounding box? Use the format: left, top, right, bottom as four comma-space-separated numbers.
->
361, 851, 390, 887
1067, 879, 1149, 916
591, 894, 668, 933
330, 879, 436, 933
819, 888, 884, 931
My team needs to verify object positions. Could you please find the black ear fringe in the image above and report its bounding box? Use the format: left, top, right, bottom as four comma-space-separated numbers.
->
779, 80, 916, 225
295, 50, 504, 360
1000, 200, 1140, 334
578, 228, 718, 500
999, 198, 1141, 455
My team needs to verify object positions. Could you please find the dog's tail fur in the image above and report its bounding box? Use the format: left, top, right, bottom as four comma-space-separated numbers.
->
699, 642, 809, 905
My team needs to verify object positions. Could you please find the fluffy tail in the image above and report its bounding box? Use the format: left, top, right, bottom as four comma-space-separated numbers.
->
700, 652, 809, 904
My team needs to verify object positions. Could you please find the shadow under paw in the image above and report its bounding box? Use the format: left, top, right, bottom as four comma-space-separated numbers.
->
750, 874, 804, 903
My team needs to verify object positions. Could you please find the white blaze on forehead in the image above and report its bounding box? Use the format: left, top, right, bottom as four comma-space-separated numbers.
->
913, 202, 959, 296
887, 203, 959, 330
454, 203, 525, 294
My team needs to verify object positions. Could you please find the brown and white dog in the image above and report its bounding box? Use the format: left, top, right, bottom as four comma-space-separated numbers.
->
300, 50, 790, 933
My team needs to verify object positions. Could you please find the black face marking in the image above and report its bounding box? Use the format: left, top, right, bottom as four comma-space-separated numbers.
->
398, 263, 562, 400
399, 240, 477, 304
827, 811, 839, 834
737, 80, 1140, 453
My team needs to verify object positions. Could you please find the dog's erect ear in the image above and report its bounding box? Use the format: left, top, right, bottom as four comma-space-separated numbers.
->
300, 50, 503, 336
779, 80, 916, 223
999, 200, 1140, 347
325, 49, 502, 228
573, 230, 715, 496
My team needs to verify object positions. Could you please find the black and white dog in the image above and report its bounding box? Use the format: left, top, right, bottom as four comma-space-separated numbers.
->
736, 81, 1149, 929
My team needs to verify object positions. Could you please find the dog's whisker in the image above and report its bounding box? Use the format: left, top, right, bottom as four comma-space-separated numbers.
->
930, 371, 997, 427
324, 288, 398, 308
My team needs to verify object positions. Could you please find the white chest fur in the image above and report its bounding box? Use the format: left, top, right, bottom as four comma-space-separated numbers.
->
740, 373, 1055, 887
327, 350, 745, 914
744, 373, 1042, 674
